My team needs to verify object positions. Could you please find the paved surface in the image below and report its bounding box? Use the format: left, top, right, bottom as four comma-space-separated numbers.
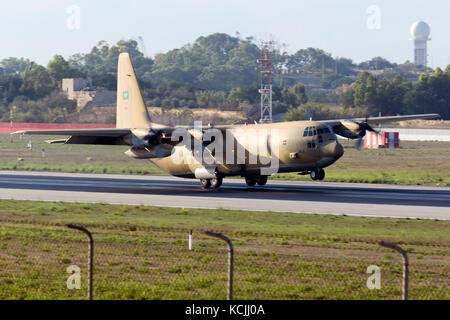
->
0, 171, 449, 220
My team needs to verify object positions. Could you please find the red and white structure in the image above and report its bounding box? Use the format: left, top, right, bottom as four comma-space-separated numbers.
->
257, 41, 273, 123
364, 131, 400, 149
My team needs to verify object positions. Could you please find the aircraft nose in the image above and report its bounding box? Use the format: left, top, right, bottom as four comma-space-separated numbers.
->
334, 142, 344, 159
322, 141, 344, 159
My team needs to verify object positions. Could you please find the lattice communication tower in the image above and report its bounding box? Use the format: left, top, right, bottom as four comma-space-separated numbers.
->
257, 42, 273, 123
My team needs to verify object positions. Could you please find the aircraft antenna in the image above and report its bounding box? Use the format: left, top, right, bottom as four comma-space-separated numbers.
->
257, 41, 273, 123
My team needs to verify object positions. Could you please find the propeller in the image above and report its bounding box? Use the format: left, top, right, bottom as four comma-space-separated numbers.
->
131, 129, 166, 158
354, 117, 379, 150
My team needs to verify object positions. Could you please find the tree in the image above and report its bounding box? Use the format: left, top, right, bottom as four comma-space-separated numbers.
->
287, 48, 334, 73
335, 58, 356, 75
47, 55, 85, 87
151, 33, 259, 90
403, 69, 450, 119
0, 74, 22, 103
284, 102, 341, 121
20, 64, 55, 99
91, 73, 117, 91
359, 57, 395, 70
0, 57, 31, 74
321, 74, 353, 89
68, 40, 154, 78
352, 72, 378, 112
228, 84, 260, 107
282, 83, 308, 107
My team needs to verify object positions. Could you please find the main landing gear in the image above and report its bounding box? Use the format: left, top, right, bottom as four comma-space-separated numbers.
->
310, 168, 325, 181
245, 175, 268, 187
199, 177, 223, 189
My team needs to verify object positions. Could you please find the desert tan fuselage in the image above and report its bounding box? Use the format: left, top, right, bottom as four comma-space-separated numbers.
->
150, 120, 344, 179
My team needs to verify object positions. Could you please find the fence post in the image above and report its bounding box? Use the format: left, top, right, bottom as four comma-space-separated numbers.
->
205, 230, 234, 300
66, 224, 94, 300
379, 241, 409, 300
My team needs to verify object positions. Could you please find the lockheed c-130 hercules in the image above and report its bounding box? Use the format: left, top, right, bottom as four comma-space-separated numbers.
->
16, 53, 440, 189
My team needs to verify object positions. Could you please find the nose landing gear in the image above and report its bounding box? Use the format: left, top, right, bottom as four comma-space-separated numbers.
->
310, 168, 325, 181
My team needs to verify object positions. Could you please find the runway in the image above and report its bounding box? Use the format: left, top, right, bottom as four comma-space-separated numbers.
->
0, 171, 449, 220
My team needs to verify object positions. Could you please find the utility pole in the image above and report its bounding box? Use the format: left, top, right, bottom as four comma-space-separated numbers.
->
138, 36, 149, 58
9, 105, 14, 143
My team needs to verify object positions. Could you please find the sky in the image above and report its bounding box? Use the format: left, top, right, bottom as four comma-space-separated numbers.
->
0, 0, 449, 68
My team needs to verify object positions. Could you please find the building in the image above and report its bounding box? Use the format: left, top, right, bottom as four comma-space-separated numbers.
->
410, 21, 431, 67
62, 78, 116, 112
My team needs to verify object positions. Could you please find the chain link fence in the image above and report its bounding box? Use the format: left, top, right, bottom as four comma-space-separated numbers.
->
0, 220, 448, 300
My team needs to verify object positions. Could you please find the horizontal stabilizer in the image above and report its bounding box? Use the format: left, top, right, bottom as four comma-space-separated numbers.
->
14, 128, 132, 136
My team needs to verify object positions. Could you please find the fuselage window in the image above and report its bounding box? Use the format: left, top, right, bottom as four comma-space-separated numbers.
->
307, 140, 316, 149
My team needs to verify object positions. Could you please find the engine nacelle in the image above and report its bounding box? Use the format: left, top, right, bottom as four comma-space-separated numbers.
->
124, 145, 173, 159
124, 147, 156, 159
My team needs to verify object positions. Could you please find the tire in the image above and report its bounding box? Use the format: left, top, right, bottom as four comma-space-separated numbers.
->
310, 169, 319, 181
245, 177, 257, 187
256, 176, 268, 186
200, 179, 211, 189
318, 168, 325, 181
210, 177, 223, 189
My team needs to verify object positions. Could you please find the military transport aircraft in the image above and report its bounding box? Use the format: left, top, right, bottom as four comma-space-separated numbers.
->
15, 53, 440, 189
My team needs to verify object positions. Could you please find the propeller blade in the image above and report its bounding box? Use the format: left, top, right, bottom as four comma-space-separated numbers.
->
355, 136, 363, 150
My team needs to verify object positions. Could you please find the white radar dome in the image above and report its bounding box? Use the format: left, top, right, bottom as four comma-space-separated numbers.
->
410, 21, 431, 40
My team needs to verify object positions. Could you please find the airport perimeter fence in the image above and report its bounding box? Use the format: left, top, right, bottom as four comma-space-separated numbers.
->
0, 220, 448, 300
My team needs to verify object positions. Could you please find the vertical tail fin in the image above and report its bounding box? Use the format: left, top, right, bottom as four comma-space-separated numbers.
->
116, 52, 152, 128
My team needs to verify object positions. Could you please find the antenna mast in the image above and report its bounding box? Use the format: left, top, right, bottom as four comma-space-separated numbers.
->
257, 41, 273, 123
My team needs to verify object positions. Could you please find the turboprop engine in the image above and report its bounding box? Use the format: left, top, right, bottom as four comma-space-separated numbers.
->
124, 128, 174, 159
334, 119, 379, 149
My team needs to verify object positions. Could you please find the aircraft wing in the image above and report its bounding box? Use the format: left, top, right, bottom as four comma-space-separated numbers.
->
320, 113, 440, 127
319, 113, 440, 139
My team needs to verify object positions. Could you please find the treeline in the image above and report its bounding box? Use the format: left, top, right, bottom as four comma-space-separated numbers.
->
0, 32, 449, 123
286, 67, 450, 121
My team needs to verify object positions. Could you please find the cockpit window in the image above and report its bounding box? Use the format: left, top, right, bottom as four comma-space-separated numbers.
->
303, 126, 317, 137
318, 128, 331, 134
303, 127, 309, 137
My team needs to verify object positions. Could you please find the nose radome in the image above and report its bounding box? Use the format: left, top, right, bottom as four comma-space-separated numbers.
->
322, 141, 344, 159
334, 142, 344, 159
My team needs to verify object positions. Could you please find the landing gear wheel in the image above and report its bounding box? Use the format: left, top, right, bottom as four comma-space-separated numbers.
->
310, 168, 325, 181
245, 177, 257, 187
318, 168, 325, 181
310, 169, 319, 181
210, 177, 223, 189
256, 176, 268, 186
200, 179, 211, 189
